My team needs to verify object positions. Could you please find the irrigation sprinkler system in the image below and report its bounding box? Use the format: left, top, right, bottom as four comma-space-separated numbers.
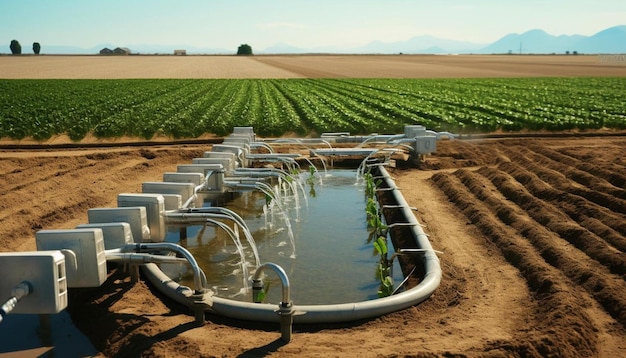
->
0, 125, 454, 343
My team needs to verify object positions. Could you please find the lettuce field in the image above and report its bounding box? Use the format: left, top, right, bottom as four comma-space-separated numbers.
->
1, 77, 625, 141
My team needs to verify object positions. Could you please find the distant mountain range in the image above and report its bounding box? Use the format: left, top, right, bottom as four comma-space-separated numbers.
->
270, 25, 626, 55
17, 25, 626, 55
480, 26, 626, 54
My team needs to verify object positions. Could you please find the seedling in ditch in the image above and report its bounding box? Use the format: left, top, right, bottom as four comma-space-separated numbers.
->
307, 166, 317, 197
364, 169, 393, 297
307, 166, 316, 184
366, 197, 388, 243
374, 236, 394, 297
378, 276, 394, 298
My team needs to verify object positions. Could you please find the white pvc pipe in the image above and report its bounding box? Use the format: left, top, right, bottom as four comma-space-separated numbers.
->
105, 252, 189, 265
121, 243, 207, 294
252, 263, 291, 304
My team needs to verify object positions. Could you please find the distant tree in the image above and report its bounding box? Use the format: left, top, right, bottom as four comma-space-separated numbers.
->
237, 44, 253, 55
10, 40, 21, 55
33, 42, 41, 55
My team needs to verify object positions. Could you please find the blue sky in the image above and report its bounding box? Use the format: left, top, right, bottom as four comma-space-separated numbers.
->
1, 0, 625, 51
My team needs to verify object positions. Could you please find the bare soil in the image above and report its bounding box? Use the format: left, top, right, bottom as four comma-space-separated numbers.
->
1, 54, 625, 79
1, 134, 625, 357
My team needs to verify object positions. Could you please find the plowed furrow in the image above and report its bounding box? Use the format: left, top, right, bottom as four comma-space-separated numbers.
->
1, 176, 128, 250
0, 153, 137, 220
433, 140, 503, 165
533, 160, 626, 204
537, 159, 626, 202
529, 145, 626, 199
432, 171, 599, 355
576, 162, 626, 189
557, 145, 626, 185
557, 142, 626, 179
498, 163, 626, 256
508, 147, 626, 214
483, 163, 626, 275
497, 148, 626, 249
465, 165, 625, 274
0, 161, 97, 202
473, 166, 626, 326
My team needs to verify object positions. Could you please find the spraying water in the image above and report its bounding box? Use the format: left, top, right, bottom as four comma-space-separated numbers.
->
251, 182, 297, 259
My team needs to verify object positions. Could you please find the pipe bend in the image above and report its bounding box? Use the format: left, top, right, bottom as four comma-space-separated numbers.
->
253, 263, 291, 304
120, 242, 207, 293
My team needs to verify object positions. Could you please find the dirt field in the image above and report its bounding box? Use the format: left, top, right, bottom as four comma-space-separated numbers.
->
1, 54, 626, 79
1, 55, 625, 357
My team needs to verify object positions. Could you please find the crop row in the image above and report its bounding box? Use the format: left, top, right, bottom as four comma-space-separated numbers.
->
0, 78, 624, 141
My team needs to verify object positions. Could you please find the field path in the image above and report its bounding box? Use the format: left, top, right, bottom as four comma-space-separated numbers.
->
393, 168, 534, 353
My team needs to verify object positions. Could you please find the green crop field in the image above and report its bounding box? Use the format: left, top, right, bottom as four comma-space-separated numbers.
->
1, 77, 624, 141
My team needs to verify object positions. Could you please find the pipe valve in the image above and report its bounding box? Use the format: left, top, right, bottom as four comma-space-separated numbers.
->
252, 278, 265, 303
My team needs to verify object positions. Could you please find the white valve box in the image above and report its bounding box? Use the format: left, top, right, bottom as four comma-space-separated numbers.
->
413, 137, 437, 155
223, 136, 251, 147
35, 229, 107, 288
0, 251, 68, 314
404, 125, 426, 138
191, 157, 234, 173
142, 182, 195, 203
76, 222, 134, 250
177, 163, 224, 174
117, 194, 165, 243
88, 207, 150, 243
161, 194, 183, 211
163, 172, 204, 186
212, 143, 247, 155
212, 144, 247, 167
202, 151, 236, 161
177, 164, 224, 191
232, 126, 255, 141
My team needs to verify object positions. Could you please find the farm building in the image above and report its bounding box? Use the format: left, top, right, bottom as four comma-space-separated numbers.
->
99, 48, 113, 55
113, 47, 131, 55
174, 49, 187, 56
100, 47, 131, 55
